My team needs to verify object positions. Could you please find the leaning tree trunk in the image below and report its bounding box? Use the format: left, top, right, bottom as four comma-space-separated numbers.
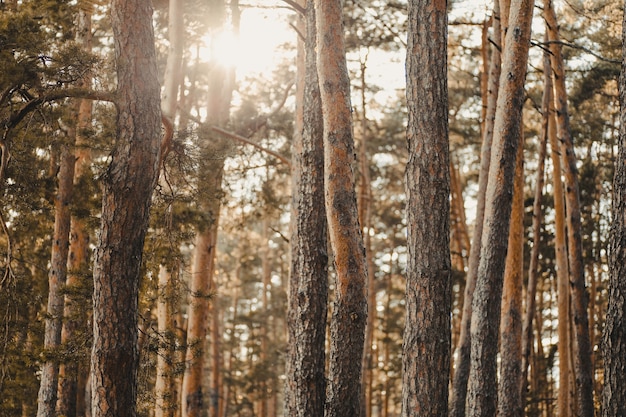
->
544, 2, 595, 415
466, 0, 534, 416
90, 0, 162, 416
402, 1, 451, 416
601, 1, 626, 415
314, 1, 368, 416
450, 4, 501, 415
284, 1, 328, 415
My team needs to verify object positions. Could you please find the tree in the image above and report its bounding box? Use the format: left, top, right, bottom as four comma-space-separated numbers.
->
284, 0, 328, 416
544, 2, 595, 415
314, 0, 368, 415
602, 1, 626, 414
497, 136, 524, 417
401, 1, 450, 416
450, 4, 501, 416
467, 0, 534, 415
90, 0, 162, 416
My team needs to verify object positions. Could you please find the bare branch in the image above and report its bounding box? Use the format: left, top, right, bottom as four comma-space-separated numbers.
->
211, 126, 291, 168
281, 0, 305, 14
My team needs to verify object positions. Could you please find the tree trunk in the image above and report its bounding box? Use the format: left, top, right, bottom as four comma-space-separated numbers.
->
450, 4, 501, 415
520, 43, 549, 405
497, 139, 524, 417
402, 1, 450, 417
155, 1, 184, 416
90, 0, 162, 415
37, 125, 76, 417
314, 1, 368, 415
357, 53, 376, 417
284, 2, 328, 417
56, 8, 93, 417
601, 1, 626, 414
467, 0, 534, 415
544, 2, 595, 415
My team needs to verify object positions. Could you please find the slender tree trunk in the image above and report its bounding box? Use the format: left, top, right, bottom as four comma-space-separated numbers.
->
90, 0, 162, 415
284, 1, 327, 416
314, 1, 368, 415
497, 139, 524, 417
402, 1, 450, 417
155, 1, 184, 416
358, 54, 376, 417
467, 0, 534, 415
37, 126, 76, 417
450, 4, 501, 415
521, 44, 549, 405
544, 2, 594, 415
601, 2, 626, 415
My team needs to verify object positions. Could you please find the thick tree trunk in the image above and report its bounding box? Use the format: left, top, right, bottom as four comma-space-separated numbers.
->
314, 1, 368, 415
450, 3, 501, 416
466, 0, 534, 416
544, 2, 595, 415
402, 1, 450, 417
497, 141, 524, 417
283, 1, 328, 415
601, 2, 626, 415
90, 0, 162, 416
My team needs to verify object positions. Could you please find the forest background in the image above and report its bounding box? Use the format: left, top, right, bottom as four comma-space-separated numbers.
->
0, 0, 624, 416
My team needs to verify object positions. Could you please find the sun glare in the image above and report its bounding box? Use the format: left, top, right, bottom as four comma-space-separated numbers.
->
198, 8, 294, 80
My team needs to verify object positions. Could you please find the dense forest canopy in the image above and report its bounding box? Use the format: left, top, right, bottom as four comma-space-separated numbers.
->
0, 0, 625, 416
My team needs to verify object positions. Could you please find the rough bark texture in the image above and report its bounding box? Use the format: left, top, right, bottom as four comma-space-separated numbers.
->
284, 1, 328, 415
544, 2, 595, 415
314, 1, 368, 415
520, 46, 549, 403
402, 2, 450, 417
90, 0, 162, 416
497, 142, 524, 417
466, 1, 534, 416
450, 4, 500, 416
601, 2, 626, 415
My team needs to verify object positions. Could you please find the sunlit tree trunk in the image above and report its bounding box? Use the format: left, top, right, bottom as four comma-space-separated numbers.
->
497, 140, 524, 417
402, 1, 450, 416
521, 43, 549, 404
467, 0, 534, 415
314, 0, 368, 415
284, 1, 328, 416
544, 2, 594, 415
601, 2, 626, 415
155, 0, 184, 415
450, 4, 501, 415
90, 0, 162, 415
181, 2, 235, 415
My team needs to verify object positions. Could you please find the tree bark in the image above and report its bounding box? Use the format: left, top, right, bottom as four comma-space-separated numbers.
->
544, 2, 595, 415
90, 0, 162, 416
601, 1, 626, 414
284, 3, 328, 414
497, 140, 524, 417
314, 1, 368, 415
402, 1, 450, 417
450, 3, 501, 415
466, 0, 534, 415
